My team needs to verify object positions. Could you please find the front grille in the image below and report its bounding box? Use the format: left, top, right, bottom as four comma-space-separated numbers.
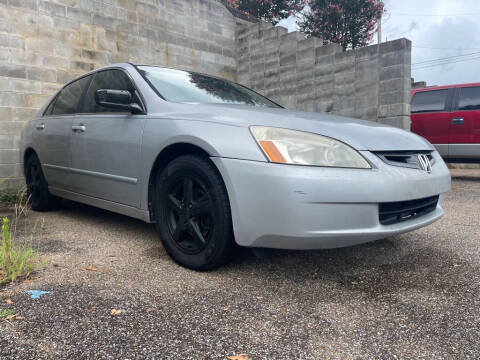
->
379, 195, 439, 225
374, 151, 435, 170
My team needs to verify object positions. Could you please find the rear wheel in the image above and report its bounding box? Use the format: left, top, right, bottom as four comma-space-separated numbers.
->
154, 155, 235, 270
25, 153, 61, 211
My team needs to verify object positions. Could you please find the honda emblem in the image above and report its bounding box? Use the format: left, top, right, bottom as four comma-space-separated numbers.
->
418, 154, 432, 173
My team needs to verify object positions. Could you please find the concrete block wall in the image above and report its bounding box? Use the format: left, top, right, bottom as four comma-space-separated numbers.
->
0, 0, 237, 188
0, 1, 413, 189
236, 22, 412, 129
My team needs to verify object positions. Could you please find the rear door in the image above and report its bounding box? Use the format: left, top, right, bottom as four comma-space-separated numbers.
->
411, 88, 454, 157
69, 69, 146, 207
449, 86, 480, 158
34, 75, 92, 191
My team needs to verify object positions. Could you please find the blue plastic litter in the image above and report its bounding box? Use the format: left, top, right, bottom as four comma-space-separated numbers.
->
27, 290, 51, 299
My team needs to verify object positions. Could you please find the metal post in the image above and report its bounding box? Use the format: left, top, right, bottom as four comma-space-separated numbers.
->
377, 1, 382, 44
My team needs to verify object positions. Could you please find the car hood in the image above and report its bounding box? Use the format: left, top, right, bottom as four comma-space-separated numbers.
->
156, 103, 432, 151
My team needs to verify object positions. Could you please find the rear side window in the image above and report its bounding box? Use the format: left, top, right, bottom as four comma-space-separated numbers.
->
51, 75, 92, 115
411, 90, 448, 113
458, 87, 480, 110
43, 96, 57, 116
80, 70, 138, 113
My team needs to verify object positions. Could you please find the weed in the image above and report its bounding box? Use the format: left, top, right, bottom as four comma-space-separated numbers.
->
0, 309, 13, 321
0, 189, 44, 285
0, 188, 27, 205
1, 217, 40, 284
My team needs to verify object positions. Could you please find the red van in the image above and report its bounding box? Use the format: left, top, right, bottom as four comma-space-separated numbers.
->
411, 83, 480, 162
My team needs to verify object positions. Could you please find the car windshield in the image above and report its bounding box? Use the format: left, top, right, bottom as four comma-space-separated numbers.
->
137, 66, 280, 108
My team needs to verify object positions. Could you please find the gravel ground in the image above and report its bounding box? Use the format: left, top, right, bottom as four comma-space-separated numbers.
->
1, 171, 479, 360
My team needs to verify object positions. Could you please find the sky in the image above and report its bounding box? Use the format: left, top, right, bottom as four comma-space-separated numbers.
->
278, 0, 480, 86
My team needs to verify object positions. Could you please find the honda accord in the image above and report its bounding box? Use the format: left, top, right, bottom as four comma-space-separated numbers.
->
20, 63, 451, 270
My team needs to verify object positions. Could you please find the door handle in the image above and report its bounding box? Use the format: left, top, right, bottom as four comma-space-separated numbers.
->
36, 123, 45, 130
451, 118, 464, 125
72, 125, 86, 133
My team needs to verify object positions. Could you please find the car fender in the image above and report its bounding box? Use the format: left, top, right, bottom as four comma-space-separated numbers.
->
139, 117, 266, 212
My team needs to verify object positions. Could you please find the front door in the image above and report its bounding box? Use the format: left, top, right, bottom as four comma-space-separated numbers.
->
69, 69, 146, 208
449, 86, 480, 158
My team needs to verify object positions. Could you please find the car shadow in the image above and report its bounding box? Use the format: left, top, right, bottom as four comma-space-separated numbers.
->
53, 198, 473, 301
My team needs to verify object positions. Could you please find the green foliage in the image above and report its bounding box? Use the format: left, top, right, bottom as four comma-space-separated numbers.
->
0, 188, 27, 205
1, 217, 40, 284
300, 0, 385, 50
0, 309, 14, 321
226, 0, 306, 25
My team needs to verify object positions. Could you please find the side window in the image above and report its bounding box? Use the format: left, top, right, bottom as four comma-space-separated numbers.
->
81, 70, 139, 113
43, 96, 57, 116
458, 87, 480, 111
51, 75, 92, 115
411, 90, 449, 114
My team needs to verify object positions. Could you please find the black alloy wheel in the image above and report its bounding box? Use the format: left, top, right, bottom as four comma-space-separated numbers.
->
155, 155, 235, 270
166, 176, 215, 254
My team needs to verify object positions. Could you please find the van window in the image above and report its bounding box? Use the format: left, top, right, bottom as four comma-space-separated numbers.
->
458, 86, 480, 110
51, 75, 92, 115
411, 90, 448, 113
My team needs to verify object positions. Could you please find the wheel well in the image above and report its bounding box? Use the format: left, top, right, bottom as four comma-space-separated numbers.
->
147, 143, 213, 221
23, 148, 37, 174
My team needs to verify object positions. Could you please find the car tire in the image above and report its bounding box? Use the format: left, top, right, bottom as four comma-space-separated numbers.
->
25, 153, 61, 211
154, 155, 236, 270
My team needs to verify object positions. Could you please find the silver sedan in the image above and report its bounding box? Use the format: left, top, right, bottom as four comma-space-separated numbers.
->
20, 63, 451, 270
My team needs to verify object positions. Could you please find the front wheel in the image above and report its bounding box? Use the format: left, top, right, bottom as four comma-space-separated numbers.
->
154, 155, 236, 270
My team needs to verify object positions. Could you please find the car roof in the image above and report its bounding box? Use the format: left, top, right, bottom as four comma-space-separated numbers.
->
411, 82, 480, 95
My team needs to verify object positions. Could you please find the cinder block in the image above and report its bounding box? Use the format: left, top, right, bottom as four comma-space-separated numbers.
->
27, 67, 57, 83
25, 38, 54, 54
0, 135, 19, 150
0, 64, 27, 78
39, 0, 66, 16
0, 92, 28, 107
8, 0, 38, 10
378, 115, 411, 130
380, 38, 411, 54
379, 91, 410, 106
380, 64, 409, 81
0, 121, 26, 135
9, 78, 42, 94
0, 163, 22, 179
378, 103, 410, 118
69, 60, 95, 72
0, 149, 21, 165
0, 33, 24, 49
316, 100, 335, 113
379, 78, 410, 94
315, 44, 340, 58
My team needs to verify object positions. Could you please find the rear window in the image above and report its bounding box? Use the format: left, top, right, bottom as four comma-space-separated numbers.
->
458, 86, 480, 110
411, 90, 448, 113
51, 75, 92, 115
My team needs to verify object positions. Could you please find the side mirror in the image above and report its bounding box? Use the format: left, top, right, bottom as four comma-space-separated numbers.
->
95, 89, 144, 114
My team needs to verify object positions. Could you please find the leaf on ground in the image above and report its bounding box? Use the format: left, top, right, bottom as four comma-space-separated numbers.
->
110, 309, 122, 316
85, 266, 106, 273
5, 299, 13, 305
227, 355, 249, 360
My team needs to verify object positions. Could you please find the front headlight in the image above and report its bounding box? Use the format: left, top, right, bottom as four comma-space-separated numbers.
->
250, 126, 371, 169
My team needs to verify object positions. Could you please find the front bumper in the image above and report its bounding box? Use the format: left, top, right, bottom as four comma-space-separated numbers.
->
212, 151, 451, 249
